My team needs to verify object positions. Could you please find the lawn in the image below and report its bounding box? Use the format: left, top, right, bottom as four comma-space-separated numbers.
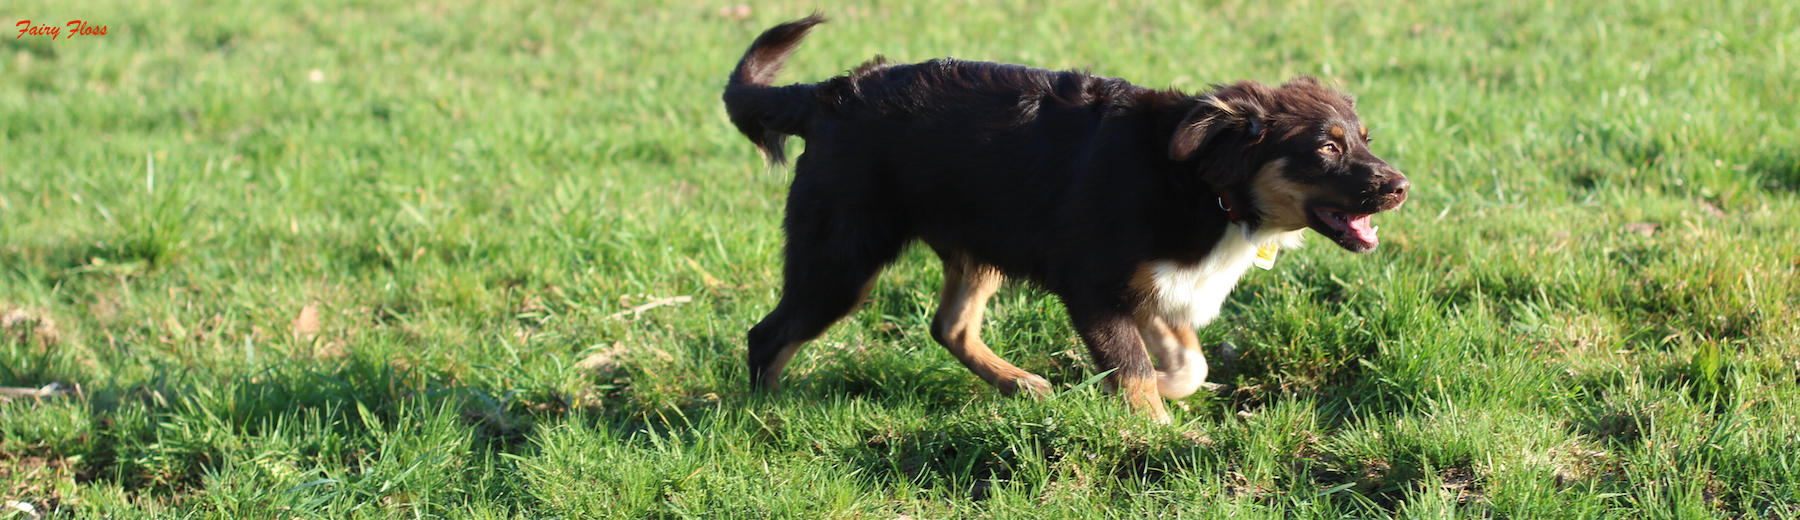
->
2, 0, 1798, 517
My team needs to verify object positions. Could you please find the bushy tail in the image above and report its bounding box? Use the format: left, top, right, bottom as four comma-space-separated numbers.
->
723, 14, 826, 165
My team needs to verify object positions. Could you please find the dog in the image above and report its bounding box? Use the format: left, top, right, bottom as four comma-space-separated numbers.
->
724, 15, 1408, 422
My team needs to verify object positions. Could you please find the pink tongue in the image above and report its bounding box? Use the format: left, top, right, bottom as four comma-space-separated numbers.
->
1340, 214, 1377, 245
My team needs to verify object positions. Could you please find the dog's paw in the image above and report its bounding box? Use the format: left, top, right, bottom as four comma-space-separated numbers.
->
1001, 374, 1052, 398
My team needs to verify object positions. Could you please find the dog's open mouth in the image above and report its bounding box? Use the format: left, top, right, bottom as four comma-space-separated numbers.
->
1314, 207, 1379, 252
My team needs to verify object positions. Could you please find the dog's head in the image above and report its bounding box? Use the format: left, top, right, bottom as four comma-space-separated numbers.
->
1169, 78, 1409, 253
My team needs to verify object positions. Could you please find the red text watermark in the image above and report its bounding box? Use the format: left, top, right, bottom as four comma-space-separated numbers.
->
15, 20, 108, 39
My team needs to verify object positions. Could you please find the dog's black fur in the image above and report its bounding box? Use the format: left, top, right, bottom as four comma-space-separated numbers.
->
725, 15, 1408, 421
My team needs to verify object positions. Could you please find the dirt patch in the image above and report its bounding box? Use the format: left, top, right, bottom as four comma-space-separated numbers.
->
1, 449, 76, 515
1, 308, 61, 347
1439, 465, 1483, 504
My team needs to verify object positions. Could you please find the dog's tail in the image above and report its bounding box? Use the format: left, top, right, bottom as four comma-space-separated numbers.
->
723, 14, 826, 166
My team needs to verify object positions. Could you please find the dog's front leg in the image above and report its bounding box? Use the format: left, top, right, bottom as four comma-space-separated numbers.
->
1067, 301, 1170, 423
1135, 314, 1210, 399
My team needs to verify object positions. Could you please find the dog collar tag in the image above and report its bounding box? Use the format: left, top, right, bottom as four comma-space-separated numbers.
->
1253, 245, 1279, 270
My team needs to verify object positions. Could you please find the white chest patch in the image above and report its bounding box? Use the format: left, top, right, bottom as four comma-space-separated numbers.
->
1142, 224, 1304, 328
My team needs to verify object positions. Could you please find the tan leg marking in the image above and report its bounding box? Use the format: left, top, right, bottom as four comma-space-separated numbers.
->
932, 257, 1051, 397
1135, 313, 1210, 399
757, 341, 806, 392
1115, 373, 1171, 424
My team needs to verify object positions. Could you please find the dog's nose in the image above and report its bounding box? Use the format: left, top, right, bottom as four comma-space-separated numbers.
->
1379, 175, 1410, 200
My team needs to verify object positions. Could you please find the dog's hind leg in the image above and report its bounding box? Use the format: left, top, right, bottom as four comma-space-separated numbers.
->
747, 265, 884, 392
930, 254, 1052, 397
1135, 314, 1210, 399
747, 201, 902, 392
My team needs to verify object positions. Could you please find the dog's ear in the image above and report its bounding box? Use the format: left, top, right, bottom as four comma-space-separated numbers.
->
1167, 96, 1267, 162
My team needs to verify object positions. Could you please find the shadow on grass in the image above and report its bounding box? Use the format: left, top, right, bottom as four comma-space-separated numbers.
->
1751, 148, 1800, 193
1558, 344, 1738, 448
46, 350, 568, 496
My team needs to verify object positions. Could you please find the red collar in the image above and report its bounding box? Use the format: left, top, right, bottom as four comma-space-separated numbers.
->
1217, 192, 1245, 221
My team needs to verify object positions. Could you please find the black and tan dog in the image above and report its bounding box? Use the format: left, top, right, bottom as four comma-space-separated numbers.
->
724, 16, 1408, 422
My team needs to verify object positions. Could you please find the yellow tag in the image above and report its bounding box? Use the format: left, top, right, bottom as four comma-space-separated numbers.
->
1253, 245, 1279, 270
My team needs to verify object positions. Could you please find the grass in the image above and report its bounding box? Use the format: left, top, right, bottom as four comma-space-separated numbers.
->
2, 0, 1797, 517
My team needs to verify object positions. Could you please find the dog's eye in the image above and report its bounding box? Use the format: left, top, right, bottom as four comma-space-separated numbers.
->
1319, 142, 1341, 156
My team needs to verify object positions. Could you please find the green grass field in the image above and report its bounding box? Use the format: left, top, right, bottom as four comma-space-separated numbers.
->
3, 0, 1798, 517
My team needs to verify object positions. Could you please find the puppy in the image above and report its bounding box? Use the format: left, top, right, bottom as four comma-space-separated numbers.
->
724, 16, 1408, 422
